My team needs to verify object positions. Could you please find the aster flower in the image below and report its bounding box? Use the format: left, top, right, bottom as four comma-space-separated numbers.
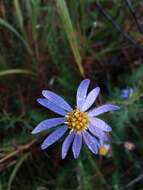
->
120, 88, 134, 99
99, 141, 110, 156
32, 79, 120, 159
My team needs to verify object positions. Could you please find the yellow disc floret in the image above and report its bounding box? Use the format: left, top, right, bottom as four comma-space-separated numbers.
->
66, 109, 89, 132
99, 145, 109, 156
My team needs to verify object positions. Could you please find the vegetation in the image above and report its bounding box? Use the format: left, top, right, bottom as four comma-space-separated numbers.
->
0, 0, 143, 189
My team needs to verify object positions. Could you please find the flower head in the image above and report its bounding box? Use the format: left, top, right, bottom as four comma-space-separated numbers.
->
32, 79, 120, 159
120, 88, 134, 99
99, 141, 110, 156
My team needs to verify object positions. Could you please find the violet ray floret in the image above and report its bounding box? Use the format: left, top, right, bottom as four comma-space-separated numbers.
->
81, 87, 100, 112
32, 117, 65, 134
76, 79, 90, 109
88, 125, 108, 142
37, 98, 67, 116
62, 132, 75, 159
72, 133, 82, 159
42, 90, 72, 111
82, 131, 99, 154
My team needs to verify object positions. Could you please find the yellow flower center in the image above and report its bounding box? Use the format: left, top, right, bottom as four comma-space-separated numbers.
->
66, 109, 89, 132
99, 146, 109, 156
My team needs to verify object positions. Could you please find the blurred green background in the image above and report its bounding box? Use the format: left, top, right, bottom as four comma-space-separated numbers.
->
1, 0, 143, 189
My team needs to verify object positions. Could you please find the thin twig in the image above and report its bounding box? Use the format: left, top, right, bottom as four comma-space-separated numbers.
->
95, 0, 143, 50
125, 0, 143, 34
124, 174, 143, 189
0, 140, 36, 164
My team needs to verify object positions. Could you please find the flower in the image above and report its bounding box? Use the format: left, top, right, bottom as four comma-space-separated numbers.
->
120, 88, 134, 99
99, 142, 110, 156
124, 141, 135, 151
32, 79, 120, 159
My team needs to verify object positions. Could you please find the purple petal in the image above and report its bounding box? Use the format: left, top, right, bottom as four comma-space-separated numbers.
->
88, 125, 108, 141
41, 125, 68, 149
88, 104, 120, 117
89, 117, 112, 132
42, 90, 72, 111
76, 79, 90, 109
37, 98, 67, 116
82, 131, 98, 154
72, 133, 82, 159
32, 117, 65, 134
81, 87, 100, 112
62, 132, 75, 159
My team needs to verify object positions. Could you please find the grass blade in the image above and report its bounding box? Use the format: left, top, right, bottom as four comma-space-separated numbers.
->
0, 69, 35, 77
14, 0, 24, 31
7, 153, 30, 190
55, 0, 84, 76
0, 18, 32, 55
